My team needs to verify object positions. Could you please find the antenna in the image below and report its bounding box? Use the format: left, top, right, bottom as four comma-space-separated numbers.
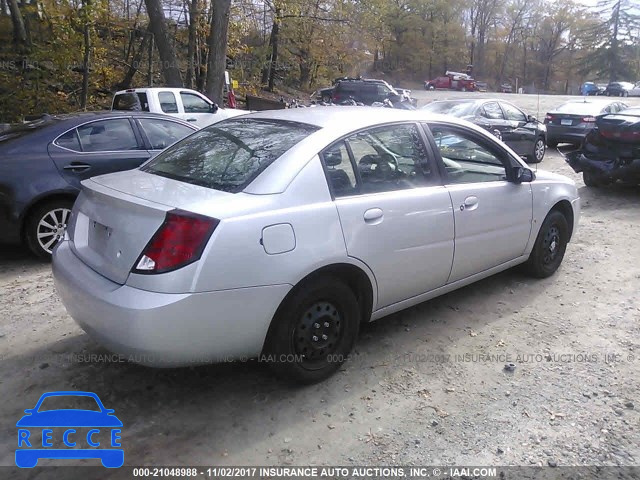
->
536, 91, 540, 173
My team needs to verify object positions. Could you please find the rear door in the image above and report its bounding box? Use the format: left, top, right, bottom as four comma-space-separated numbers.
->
426, 122, 533, 283
48, 118, 150, 190
323, 122, 455, 308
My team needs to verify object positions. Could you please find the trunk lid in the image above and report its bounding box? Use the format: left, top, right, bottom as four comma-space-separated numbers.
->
68, 169, 273, 284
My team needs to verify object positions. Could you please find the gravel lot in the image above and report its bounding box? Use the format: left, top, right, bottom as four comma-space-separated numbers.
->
1, 91, 639, 479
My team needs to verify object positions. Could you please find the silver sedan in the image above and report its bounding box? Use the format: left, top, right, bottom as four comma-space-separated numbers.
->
52, 107, 580, 383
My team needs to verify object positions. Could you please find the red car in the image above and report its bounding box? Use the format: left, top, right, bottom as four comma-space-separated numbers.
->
424, 71, 477, 92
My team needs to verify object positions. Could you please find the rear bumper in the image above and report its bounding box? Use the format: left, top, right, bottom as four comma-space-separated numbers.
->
546, 126, 591, 145
52, 241, 291, 367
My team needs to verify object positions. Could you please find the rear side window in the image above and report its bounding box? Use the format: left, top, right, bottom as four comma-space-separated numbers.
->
55, 129, 82, 151
141, 119, 319, 193
159, 92, 179, 113
482, 102, 504, 120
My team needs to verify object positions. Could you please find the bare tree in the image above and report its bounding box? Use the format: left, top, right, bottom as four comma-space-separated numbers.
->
205, 0, 231, 104
80, 0, 91, 109
144, 0, 183, 86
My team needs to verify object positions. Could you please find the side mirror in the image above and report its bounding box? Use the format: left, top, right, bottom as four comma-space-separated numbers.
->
527, 115, 537, 123
210, 103, 219, 114
512, 166, 534, 183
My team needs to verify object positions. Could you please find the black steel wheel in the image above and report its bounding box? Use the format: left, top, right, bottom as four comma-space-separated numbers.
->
264, 276, 360, 384
524, 210, 569, 278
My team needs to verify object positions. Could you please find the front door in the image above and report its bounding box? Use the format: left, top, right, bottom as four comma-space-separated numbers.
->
321, 123, 455, 309
426, 123, 533, 283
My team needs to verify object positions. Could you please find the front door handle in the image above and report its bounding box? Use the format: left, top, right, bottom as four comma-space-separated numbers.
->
186, 118, 197, 122
63, 162, 91, 172
460, 196, 479, 211
363, 208, 384, 223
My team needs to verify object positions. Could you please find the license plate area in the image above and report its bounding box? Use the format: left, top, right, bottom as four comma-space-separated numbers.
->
561, 119, 573, 126
88, 220, 113, 252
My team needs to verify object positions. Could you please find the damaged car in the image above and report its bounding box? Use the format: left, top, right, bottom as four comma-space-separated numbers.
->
565, 107, 640, 187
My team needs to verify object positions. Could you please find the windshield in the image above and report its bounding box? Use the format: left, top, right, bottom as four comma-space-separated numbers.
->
421, 101, 477, 117
37, 395, 101, 412
141, 119, 318, 192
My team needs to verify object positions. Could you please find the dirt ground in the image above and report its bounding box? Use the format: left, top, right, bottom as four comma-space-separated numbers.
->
1, 92, 639, 479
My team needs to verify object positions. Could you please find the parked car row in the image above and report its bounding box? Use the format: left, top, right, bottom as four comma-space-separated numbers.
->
314, 78, 416, 107
581, 81, 640, 97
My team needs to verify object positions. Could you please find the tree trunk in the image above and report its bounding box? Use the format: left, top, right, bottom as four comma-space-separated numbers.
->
80, 0, 91, 110
1, 0, 8, 16
7, 0, 28, 46
144, 0, 183, 86
261, 14, 279, 90
205, 0, 231, 105
186, 0, 199, 88
117, 28, 150, 90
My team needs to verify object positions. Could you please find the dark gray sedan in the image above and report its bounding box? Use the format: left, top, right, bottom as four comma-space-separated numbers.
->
421, 99, 547, 163
544, 99, 627, 147
0, 111, 197, 258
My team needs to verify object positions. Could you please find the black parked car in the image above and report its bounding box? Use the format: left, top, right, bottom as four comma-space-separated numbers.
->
421, 99, 547, 163
0, 111, 197, 258
331, 79, 403, 105
565, 107, 640, 186
603, 82, 634, 97
544, 99, 627, 147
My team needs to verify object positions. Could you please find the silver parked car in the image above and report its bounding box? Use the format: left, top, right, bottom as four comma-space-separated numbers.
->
53, 108, 580, 383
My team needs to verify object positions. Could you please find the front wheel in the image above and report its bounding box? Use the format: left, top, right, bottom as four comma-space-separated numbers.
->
25, 199, 74, 259
528, 137, 546, 163
264, 276, 360, 384
523, 210, 569, 278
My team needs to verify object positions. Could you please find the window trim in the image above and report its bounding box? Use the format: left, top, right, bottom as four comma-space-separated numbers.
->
52, 117, 144, 154
319, 121, 441, 200
422, 121, 521, 185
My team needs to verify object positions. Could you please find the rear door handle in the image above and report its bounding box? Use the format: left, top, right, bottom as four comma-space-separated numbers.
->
460, 196, 479, 211
63, 163, 91, 172
363, 208, 383, 223
186, 118, 197, 122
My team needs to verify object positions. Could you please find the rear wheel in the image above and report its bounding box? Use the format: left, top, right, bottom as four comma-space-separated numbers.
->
321, 94, 331, 103
528, 137, 546, 163
264, 276, 360, 384
524, 210, 569, 278
25, 199, 74, 259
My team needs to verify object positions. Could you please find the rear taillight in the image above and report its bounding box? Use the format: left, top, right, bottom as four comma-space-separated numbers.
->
133, 210, 218, 274
583, 116, 597, 123
545, 114, 553, 123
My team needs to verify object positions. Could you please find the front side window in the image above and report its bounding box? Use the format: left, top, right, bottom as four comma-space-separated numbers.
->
138, 118, 194, 150
501, 103, 527, 122
158, 92, 179, 113
76, 119, 139, 152
180, 92, 211, 113
322, 123, 433, 196
141, 119, 318, 193
429, 125, 507, 184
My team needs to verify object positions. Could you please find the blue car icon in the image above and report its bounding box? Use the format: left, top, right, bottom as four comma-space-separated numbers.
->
16, 391, 123, 468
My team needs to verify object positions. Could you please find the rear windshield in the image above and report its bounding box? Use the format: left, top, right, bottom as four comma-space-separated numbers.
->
422, 101, 477, 117
554, 102, 609, 115
141, 119, 318, 193
112, 92, 149, 111
0, 115, 58, 143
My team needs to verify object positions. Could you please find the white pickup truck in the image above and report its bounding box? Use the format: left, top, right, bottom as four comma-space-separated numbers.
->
111, 87, 247, 128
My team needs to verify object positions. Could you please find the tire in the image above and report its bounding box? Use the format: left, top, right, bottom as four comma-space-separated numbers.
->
528, 137, 546, 163
264, 276, 360, 384
461, 86, 467, 92
321, 94, 331, 103
623, 91, 628, 97
428, 84, 435, 91
546, 139, 558, 148
523, 210, 569, 279
25, 199, 74, 260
